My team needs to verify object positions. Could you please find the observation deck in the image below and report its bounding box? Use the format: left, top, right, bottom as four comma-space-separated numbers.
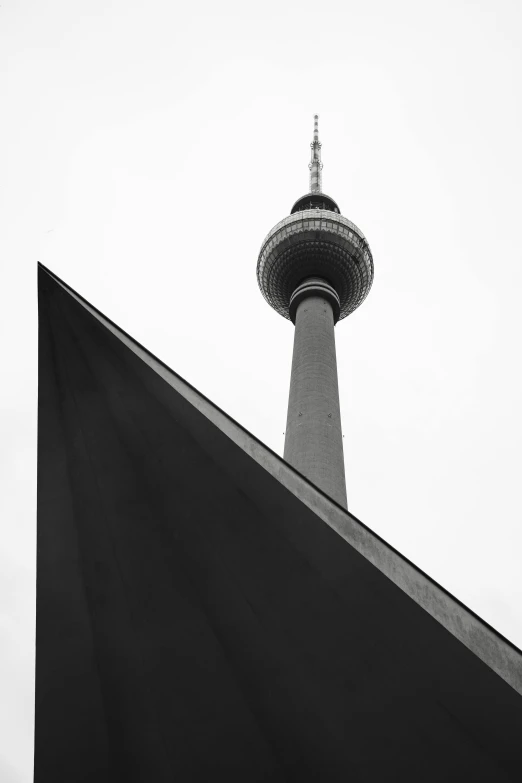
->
256, 206, 374, 323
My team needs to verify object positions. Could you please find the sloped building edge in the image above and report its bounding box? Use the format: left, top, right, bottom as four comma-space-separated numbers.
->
38, 262, 522, 696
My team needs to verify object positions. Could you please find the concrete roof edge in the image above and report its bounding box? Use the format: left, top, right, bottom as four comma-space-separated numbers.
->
38, 262, 522, 696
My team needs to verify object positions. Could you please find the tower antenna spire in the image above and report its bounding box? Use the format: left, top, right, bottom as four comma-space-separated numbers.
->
309, 113, 323, 193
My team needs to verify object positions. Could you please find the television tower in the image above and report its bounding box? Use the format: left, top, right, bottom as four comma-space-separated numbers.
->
257, 115, 374, 508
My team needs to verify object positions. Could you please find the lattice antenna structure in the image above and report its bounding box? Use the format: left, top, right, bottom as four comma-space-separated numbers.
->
309, 114, 323, 193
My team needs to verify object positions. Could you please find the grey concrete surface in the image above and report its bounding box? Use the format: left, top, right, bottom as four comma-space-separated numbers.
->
284, 280, 347, 508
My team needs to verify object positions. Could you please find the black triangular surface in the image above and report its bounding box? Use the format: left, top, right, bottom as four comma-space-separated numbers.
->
36, 265, 522, 782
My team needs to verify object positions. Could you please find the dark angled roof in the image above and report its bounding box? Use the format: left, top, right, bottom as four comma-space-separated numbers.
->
36, 263, 522, 782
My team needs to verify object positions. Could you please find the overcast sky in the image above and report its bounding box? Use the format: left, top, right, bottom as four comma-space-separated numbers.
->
2, 0, 522, 779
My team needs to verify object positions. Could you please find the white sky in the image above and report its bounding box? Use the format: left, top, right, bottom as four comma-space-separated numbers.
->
1, 0, 522, 779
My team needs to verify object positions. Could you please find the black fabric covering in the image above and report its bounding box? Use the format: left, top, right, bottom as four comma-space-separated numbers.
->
36, 267, 522, 782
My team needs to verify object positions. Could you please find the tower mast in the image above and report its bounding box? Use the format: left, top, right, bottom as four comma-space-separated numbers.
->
309, 114, 323, 193
257, 116, 374, 508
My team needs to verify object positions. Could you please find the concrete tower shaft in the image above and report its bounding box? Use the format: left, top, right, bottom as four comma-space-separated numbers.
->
256, 116, 373, 507
284, 279, 347, 507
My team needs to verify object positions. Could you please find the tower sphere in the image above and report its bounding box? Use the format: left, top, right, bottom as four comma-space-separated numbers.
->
256, 123, 374, 324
